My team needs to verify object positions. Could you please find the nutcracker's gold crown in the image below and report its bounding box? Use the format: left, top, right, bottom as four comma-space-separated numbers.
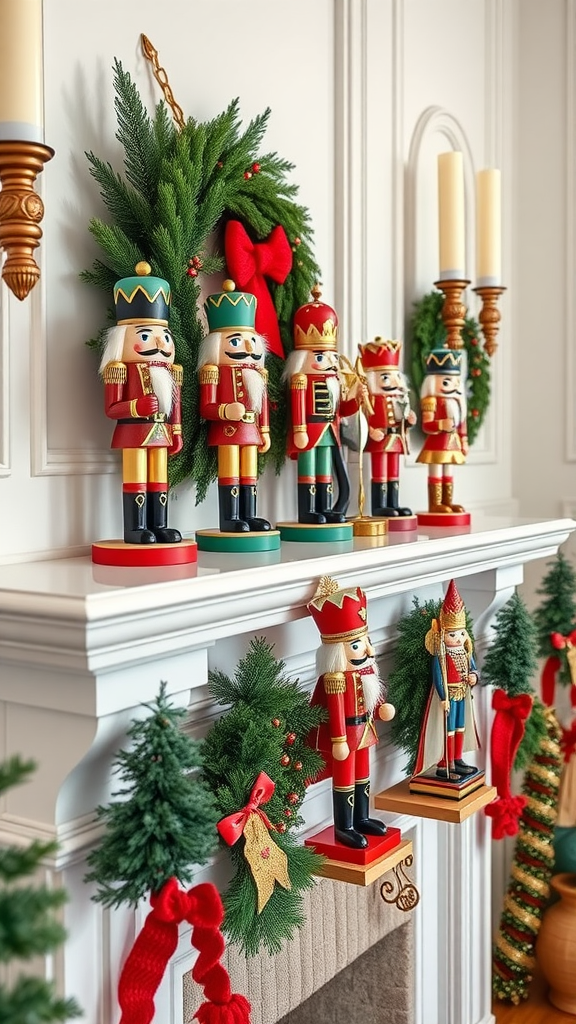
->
359, 338, 402, 371
438, 579, 466, 630
293, 284, 338, 351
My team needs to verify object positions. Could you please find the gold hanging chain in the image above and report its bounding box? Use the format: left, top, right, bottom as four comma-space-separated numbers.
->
141, 34, 186, 132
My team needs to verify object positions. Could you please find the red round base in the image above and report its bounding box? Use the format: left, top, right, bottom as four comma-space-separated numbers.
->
92, 538, 198, 567
416, 511, 471, 528
387, 514, 418, 533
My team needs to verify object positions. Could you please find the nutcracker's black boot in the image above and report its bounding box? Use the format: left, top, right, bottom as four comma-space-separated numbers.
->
371, 481, 399, 517
297, 482, 326, 525
218, 484, 250, 532
333, 788, 368, 849
147, 490, 182, 544
123, 491, 156, 544
239, 484, 271, 531
387, 480, 413, 517
317, 481, 346, 523
353, 781, 387, 836
454, 760, 478, 776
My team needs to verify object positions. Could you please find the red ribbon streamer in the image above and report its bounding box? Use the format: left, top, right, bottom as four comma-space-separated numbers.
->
561, 720, 576, 763
117, 878, 251, 1024
217, 770, 276, 846
225, 220, 293, 359
485, 689, 533, 840
541, 630, 576, 708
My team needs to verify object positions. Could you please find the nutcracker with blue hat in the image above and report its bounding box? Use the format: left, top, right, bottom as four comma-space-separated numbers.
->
195, 279, 280, 553
92, 262, 196, 568
416, 347, 471, 528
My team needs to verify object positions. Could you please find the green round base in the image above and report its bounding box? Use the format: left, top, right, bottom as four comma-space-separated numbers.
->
196, 529, 281, 553
277, 521, 354, 543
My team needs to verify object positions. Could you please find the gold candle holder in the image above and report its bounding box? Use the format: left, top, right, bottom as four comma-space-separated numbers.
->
473, 285, 506, 357
0, 140, 54, 300
434, 278, 470, 350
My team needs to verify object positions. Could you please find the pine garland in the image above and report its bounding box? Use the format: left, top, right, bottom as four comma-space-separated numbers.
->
82, 59, 321, 503
493, 707, 563, 1005
387, 597, 475, 775
534, 551, 576, 687
202, 637, 326, 957
85, 683, 218, 908
0, 757, 81, 1024
409, 290, 491, 446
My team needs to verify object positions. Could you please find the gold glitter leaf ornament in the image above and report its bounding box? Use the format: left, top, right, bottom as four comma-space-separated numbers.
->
243, 812, 291, 913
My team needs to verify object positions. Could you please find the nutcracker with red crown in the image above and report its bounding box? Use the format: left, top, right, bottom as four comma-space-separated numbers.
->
411, 579, 483, 798
92, 262, 197, 568
304, 577, 401, 860
358, 338, 417, 531
278, 286, 364, 543
195, 279, 280, 553
416, 348, 471, 528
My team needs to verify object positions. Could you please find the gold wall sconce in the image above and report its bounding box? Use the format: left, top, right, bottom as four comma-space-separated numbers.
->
0, 0, 54, 300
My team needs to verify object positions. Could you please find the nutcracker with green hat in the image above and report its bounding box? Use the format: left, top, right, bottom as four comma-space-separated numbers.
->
94, 262, 193, 566
416, 347, 470, 527
197, 278, 275, 544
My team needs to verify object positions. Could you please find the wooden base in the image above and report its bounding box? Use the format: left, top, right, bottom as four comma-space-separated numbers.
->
408, 766, 485, 800
387, 514, 418, 533
92, 538, 197, 567
276, 521, 354, 543
305, 824, 401, 866
312, 837, 413, 887
417, 510, 471, 528
196, 529, 281, 552
374, 778, 496, 824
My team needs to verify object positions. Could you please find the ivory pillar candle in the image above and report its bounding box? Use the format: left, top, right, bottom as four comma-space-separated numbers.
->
0, 0, 44, 142
438, 151, 465, 280
476, 168, 501, 286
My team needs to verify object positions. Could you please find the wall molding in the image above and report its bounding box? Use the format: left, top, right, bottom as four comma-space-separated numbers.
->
566, 0, 576, 462
0, 281, 9, 475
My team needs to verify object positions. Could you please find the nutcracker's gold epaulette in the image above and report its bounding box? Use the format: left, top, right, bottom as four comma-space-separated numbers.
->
259, 367, 269, 381
171, 364, 183, 386
323, 672, 346, 695
103, 361, 127, 385
421, 395, 436, 414
200, 363, 219, 385
291, 373, 307, 390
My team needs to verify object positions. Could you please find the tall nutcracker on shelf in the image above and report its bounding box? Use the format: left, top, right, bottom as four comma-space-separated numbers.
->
196, 278, 280, 553
93, 262, 196, 568
305, 576, 399, 853
279, 285, 364, 542
358, 338, 417, 530
415, 348, 470, 527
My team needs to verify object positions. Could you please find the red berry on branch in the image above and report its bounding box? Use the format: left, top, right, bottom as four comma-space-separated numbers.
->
272, 718, 281, 728
471, 337, 478, 346
280, 754, 290, 767
277, 822, 287, 833
252, 162, 261, 173
284, 808, 292, 818
472, 408, 480, 417
216, 161, 223, 169
186, 267, 198, 277
244, 171, 252, 180
294, 761, 303, 771
294, 237, 301, 245
287, 792, 298, 805
285, 732, 296, 746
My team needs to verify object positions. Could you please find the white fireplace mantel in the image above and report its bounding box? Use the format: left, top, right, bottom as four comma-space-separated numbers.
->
0, 514, 574, 1024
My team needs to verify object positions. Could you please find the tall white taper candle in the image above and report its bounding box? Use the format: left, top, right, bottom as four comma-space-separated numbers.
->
476, 168, 501, 286
438, 151, 465, 280
0, 0, 44, 142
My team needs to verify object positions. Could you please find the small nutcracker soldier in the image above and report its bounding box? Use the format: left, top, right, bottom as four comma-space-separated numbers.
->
282, 286, 363, 525
415, 580, 480, 781
308, 576, 395, 849
99, 262, 182, 546
416, 348, 469, 521
198, 279, 271, 533
358, 338, 417, 518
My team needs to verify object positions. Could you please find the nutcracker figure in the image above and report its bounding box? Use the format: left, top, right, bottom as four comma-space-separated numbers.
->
416, 348, 470, 525
198, 279, 272, 535
98, 261, 183, 547
282, 286, 363, 528
307, 576, 396, 849
414, 580, 480, 783
358, 338, 417, 519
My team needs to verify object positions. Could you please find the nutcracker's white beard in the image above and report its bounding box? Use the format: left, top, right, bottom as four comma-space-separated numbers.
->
242, 367, 265, 413
326, 373, 340, 411
316, 644, 383, 714
148, 365, 175, 416
442, 395, 466, 426
358, 663, 383, 714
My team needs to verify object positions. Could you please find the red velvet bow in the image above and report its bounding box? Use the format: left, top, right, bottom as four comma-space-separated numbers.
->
492, 689, 533, 720
550, 630, 576, 650
561, 719, 576, 763
486, 689, 533, 840
217, 770, 276, 846
225, 220, 293, 359
118, 878, 251, 1024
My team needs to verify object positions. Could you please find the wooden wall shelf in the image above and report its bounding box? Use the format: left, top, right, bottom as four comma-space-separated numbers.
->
374, 779, 497, 824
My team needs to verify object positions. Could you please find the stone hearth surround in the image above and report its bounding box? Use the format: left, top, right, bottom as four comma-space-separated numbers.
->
0, 515, 574, 1024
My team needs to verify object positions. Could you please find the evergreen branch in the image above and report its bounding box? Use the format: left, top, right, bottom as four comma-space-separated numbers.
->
0, 977, 81, 1024
112, 59, 166, 198
87, 220, 144, 277
85, 154, 154, 239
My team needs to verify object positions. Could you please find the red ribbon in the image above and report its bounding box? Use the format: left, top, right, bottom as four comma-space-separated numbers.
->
550, 630, 576, 650
217, 771, 276, 846
225, 220, 293, 359
561, 720, 576, 763
117, 878, 251, 1024
486, 689, 533, 840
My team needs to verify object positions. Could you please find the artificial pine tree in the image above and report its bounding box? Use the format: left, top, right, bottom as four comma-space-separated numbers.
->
82, 58, 321, 502
202, 637, 325, 956
534, 551, 576, 689
85, 683, 218, 907
0, 756, 81, 1024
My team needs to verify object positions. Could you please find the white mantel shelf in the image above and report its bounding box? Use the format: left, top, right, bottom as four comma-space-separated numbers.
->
1, 514, 575, 1024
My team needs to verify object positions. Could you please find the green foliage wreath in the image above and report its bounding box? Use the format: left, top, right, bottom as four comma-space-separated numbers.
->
410, 291, 491, 446
82, 59, 320, 503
